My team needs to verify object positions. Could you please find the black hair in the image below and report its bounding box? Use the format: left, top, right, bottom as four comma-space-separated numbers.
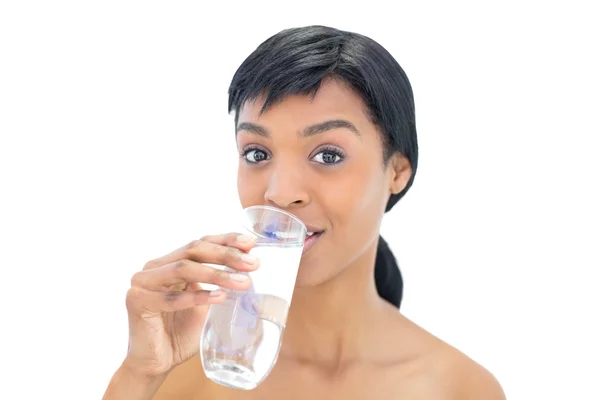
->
228, 26, 418, 309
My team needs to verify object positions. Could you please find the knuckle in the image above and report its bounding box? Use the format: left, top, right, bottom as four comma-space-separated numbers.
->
228, 232, 246, 247
125, 287, 143, 309
184, 239, 208, 259
183, 239, 199, 253
230, 248, 243, 263
173, 259, 188, 271
210, 244, 228, 263
130, 271, 144, 287
223, 246, 240, 263
142, 259, 158, 270
165, 291, 182, 303
226, 232, 241, 242
213, 268, 229, 281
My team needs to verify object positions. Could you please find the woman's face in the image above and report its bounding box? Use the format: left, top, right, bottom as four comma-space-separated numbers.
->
236, 79, 410, 286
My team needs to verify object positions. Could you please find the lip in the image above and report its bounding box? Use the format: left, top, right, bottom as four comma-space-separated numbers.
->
303, 231, 324, 255
302, 222, 322, 232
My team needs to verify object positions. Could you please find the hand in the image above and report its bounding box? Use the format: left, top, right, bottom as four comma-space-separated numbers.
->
123, 233, 259, 378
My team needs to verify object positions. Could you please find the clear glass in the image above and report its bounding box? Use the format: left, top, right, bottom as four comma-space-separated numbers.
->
200, 205, 307, 390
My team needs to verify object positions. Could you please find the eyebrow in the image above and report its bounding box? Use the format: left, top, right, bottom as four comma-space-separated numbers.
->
236, 119, 361, 139
236, 122, 269, 138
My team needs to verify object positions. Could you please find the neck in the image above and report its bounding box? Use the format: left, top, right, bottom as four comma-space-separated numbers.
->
280, 241, 388, 368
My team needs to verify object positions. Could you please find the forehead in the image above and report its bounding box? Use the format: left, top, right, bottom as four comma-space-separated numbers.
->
238, 79, 373, 129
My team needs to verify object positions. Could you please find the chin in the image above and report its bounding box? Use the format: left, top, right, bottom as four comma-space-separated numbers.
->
293, 258, 341, 288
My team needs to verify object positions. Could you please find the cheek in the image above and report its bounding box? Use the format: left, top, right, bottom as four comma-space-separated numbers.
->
323, 161, 387, 232
354, 178, 387, 232
237, 165, 264, 208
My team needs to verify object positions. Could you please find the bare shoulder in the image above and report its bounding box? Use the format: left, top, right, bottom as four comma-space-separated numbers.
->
448, 354, 506, 400
386, 310, 505, 399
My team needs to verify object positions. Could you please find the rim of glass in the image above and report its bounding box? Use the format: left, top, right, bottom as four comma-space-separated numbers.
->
242, 205, 307, 233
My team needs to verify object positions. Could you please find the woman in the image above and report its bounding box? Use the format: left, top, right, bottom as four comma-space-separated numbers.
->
103, 25, 505, 399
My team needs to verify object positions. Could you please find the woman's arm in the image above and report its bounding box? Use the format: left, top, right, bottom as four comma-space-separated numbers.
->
102, 361, 167, 400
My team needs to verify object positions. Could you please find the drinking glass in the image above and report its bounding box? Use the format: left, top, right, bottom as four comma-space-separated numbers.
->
200, 205, 307, 390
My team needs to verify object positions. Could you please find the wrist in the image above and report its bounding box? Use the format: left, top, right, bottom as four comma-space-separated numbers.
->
120, 357, 169, 383
102, 359, 167, 400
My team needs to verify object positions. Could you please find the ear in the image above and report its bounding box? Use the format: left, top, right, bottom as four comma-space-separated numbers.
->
388, 153, 412, 195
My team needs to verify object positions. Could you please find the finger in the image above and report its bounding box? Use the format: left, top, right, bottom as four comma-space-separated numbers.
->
126, 286, 226, 314
132, 259, 254, 291
201, 232, 257, 252
167, 282, 187, 292
143, 232, 257, 271
185, 282, 202, 291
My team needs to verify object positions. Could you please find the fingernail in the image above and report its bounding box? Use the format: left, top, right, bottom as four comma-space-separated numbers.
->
209, 290, 222, 297
240, 253, 259, 265
229, 273, 249, 282
236, 235, 256, 245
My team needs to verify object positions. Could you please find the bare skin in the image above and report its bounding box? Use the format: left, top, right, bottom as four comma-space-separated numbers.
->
155, 309, 503, 400
104, 79, 504, 399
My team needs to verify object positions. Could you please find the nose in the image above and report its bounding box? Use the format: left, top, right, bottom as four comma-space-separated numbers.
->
264, 161, 310, 209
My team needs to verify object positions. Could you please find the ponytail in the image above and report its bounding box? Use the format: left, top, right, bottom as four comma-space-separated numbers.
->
374, 235, 403, 308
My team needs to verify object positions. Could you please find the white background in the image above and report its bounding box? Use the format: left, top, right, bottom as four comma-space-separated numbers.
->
1, 1, 599, 399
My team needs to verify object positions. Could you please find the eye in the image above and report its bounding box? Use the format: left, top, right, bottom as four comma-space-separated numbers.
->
242, 148, 270, 164
312, 146, 345, 165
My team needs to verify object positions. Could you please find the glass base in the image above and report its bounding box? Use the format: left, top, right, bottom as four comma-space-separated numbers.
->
204, 360, 258, 390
